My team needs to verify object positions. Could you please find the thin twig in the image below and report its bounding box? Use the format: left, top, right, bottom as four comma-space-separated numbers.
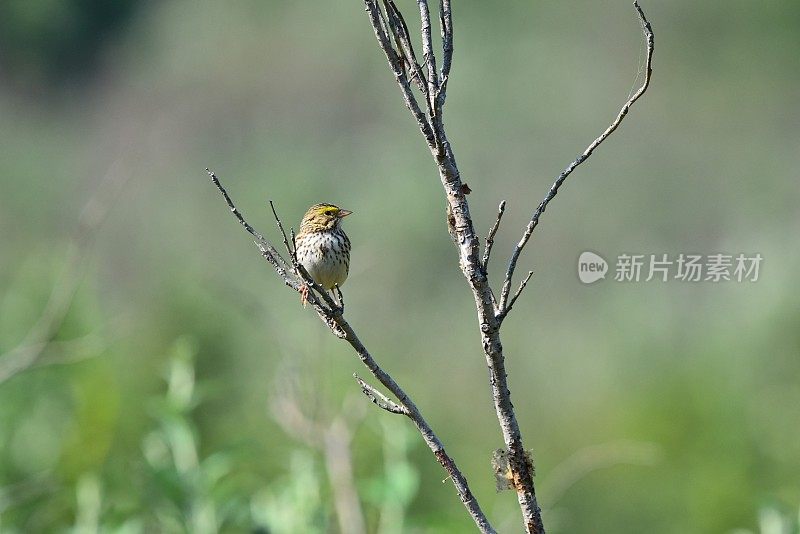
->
383, 0, 428, 96
481, 200, 506, 273
269, 200, 294, 258
499, 270, 533, 321
437, 0, 453, 106
439, 0, 453, 82
290, 228, 298, 261
334, 318, 493, 533
416, 0, 439, 105
499, 1, 654, 312
207, 169, 292, 277
354, 374, 407, 415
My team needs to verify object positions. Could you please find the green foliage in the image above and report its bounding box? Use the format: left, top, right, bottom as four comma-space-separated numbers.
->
732, 503, 800, 534
0, 332, 422, 531
251, 452, 329, 534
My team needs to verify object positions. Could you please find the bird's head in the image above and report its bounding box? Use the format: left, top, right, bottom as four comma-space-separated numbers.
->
300, 203, 352, 231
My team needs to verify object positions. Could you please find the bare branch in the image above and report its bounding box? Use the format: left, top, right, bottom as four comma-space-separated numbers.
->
354, 374, 407, 415
383, 0, 428, 96
364, 0, 436, 148
336, 321, 495, 533
415, 0, 439, 111
435, 0, 453, 111
268, 200, 294, 259
213, 2, 655, 532
499, 2, 654, 312
207, 169, 292, 277
209, 170, 493, 533
439, 0, 453, 83
361, 1, 556, 531
481, 200, 506, 273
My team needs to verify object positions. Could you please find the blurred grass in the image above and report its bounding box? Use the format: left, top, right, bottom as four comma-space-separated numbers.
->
0, 0, 799, 532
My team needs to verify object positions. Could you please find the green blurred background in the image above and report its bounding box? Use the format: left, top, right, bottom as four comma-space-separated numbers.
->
1, 1, 798, 532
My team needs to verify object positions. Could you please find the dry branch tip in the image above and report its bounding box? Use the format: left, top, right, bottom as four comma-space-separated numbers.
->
499, 1, 654, 316
481, 200, 506, 273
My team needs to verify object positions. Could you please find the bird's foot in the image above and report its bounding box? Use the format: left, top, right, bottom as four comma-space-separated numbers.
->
300, 283, 310, 308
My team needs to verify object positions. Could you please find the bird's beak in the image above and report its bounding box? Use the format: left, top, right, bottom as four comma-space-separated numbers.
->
338, 209, 353, 218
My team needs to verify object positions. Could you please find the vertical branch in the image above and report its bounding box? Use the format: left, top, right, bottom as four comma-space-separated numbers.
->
383, 0, 428, 96
362, 0, 546, 531
438, 0, 453, 101
364, 0, 437, 148
416, 0, 439, 111
361, 1, 654, 532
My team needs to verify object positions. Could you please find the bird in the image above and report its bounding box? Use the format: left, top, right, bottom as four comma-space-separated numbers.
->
294, 203, 352, 305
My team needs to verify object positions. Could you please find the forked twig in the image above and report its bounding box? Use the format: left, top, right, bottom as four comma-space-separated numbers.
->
499, 270, 533, 321
499, 1, 654, 312
207, 169, 292, 278
354, 374, 407, 415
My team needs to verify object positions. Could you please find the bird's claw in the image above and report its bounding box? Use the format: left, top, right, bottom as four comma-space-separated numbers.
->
300, 283, 310, 308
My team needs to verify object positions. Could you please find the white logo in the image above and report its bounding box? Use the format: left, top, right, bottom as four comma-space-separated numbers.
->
578, 251, 608, 284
